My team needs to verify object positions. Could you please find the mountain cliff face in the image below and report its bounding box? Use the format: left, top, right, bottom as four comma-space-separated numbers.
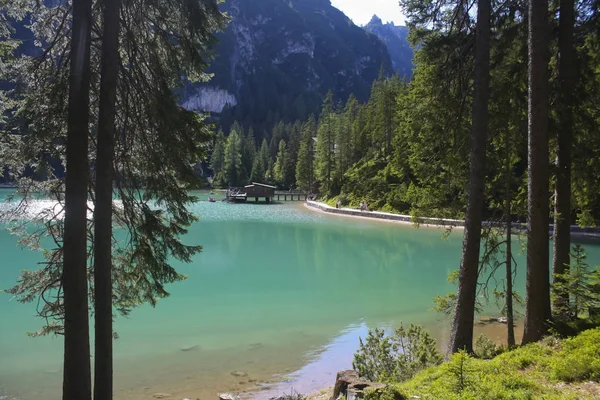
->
5, 1, 413, 137
182, 0, 393, 135
364, 15, 413, 79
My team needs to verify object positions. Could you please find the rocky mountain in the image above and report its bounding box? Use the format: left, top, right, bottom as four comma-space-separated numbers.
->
5, 1, 415, 137
364, 15, 414, 79
182, 0, 394, 135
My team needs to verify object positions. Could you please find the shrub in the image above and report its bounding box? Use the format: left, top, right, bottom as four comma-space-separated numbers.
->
552, 244, 600, 320
363, 386, 406, 400
447, 350, 474, 393
550, 328, 600, 382
474, 334, 502, 359
353, 328, 396, 381
353, 324, 443, 383
272, 390, 305, 400
337, 194, 350, 206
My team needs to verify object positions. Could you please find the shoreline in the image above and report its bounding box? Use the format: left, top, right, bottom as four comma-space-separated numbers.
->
304, 200, 465, 229
304, 200, 600, 238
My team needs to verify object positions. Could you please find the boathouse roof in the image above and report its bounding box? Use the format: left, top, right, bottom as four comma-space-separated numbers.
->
244, 182, 277, 189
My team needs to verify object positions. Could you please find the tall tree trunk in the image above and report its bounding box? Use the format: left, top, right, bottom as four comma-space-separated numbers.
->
94, 0, 121, 397
552, 0, 574, 315
523, 0, 552, 344
448, 0, 491, 355
505, 136, 515, 348
63, 0, 92, 397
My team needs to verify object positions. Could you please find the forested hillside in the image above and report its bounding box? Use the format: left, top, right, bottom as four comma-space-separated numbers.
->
182, 0, 394, 137
210, 0, 600, 225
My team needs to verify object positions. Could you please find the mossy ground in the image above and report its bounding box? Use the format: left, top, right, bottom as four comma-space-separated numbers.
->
381, 328, 600, 400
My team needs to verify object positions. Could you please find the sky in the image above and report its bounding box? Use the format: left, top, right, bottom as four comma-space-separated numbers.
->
330, 0, 406, 26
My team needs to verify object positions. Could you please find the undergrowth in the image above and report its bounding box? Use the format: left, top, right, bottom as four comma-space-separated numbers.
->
381, 327, 600, 400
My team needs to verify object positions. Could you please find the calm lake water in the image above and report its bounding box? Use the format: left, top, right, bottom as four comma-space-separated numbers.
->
1, 189, 600, 400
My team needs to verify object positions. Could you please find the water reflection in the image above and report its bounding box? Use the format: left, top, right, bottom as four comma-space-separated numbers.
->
2, 197, 600, 400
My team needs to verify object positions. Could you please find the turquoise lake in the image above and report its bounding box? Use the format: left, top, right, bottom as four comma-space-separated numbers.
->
1, 190, 600, 400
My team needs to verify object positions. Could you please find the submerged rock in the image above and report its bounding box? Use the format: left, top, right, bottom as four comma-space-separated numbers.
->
231, 371, 248, 377
219, 393, 240, 400
152, 393, 172, 399
180, 344, 199, 352
477, 316, 507, 325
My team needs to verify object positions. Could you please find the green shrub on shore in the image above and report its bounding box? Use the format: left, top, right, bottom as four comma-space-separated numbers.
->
353, 325, 443, 383
474, 334, 504, 359
392, 327, 600, 400
550, 328, 600, 382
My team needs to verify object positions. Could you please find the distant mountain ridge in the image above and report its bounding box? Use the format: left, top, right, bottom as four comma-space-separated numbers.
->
181, 0, 401, 135
4, 1, 416, 137
364, 15, 414, 78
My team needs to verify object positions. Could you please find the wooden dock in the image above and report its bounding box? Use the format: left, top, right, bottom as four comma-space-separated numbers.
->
226, 183, 309, 203
274, 191, 309, 201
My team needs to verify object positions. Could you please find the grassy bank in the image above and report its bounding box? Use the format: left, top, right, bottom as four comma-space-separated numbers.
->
376, 328, 600, 400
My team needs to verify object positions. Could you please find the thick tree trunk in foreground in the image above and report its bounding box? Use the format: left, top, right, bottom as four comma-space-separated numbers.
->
63, 0, 93, 397
505, 139, 515, 348
93, 0, 121, 397
552, 0, 575, 315
523, 0, 552, 344
448, 0, 491, 355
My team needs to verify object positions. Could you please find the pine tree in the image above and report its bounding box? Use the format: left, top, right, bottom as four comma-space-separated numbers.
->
449, 0, 491, 354
316, 91, 336, 194
553, 245, 600, 319
243, 128, 258, 182
335, 97, 355, 182
523, 0, 552, 344
366, 73, 400, 159
250, 153, 266, 183
274, 139, 287, 186
63, 0, 94, 395
284, 122, 302, 188
93, 0, 121, 394
296, 116, 316, 192
257, 138, 271, 182
225, 125, 243, 187
210, 130, 227, 186
552, 0, 575, 314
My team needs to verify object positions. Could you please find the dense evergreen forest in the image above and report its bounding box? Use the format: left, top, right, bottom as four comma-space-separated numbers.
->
211, 6, 600, 223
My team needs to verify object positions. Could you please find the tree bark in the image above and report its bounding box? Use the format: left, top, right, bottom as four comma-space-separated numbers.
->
505, 137, 515, 348
523, 0, 552, 344
448, 0, 491, 354
93, 0, 121, 397
552, 0, 574, 314
63, 0, 92, 397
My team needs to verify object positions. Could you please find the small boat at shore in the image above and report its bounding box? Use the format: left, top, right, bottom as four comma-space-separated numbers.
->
208, 197, 216, 202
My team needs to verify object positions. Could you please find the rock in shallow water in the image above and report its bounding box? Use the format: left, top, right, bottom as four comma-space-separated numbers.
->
219, 393, 240, 400
231, 370, 248, 377
332, 370, 387, 400
152, 393, 172, 399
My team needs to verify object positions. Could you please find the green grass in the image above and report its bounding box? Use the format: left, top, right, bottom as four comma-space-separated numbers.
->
372, 328, 600, 400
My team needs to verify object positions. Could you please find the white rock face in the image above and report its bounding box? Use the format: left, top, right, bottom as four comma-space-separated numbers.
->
355, 55, 372, 73
233, 22, 255, 63
273, 33, 315, 64
249, 14, 271, 26
181, 87, 237, 113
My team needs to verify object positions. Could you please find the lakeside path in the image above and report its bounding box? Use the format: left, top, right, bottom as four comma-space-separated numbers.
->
304, 200, 600, 238
304, 200, 465, 229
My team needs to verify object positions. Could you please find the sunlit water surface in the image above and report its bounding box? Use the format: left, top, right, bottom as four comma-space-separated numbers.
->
1, 189, 599, 400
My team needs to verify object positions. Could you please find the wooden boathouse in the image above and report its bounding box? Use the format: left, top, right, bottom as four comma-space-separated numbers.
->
227, 183, 276, 203
226, 183, 310, 203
